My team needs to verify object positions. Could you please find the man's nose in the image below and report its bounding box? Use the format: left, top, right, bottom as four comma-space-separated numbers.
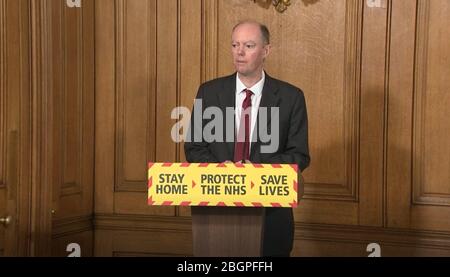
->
236, 46, 245, 56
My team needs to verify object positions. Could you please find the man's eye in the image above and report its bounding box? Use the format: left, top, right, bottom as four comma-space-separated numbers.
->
246, 44, 256, 49
232, 44, 238, 48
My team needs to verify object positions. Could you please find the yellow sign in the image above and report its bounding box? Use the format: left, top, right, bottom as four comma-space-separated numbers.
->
147, 162, 299, 208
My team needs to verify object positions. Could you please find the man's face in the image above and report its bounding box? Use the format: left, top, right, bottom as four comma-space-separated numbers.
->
231, 23, 270, 78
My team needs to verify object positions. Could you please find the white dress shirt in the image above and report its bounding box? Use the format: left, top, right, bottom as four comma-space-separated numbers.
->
235, 71, 265, 152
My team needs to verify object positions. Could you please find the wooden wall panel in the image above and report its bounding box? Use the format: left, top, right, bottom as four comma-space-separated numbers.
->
50, 0, 94, 219
115, 0, 156, 193
45, 0, 95, 256
95, 0, 115, 214
155, 0, 178, 164
413, 0, 450, 206
113, 0, 174, 216
387, 0, 450, 233
411, 1, 450, 231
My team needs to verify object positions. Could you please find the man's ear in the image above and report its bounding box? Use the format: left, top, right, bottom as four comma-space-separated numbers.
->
264, 44, 271, 58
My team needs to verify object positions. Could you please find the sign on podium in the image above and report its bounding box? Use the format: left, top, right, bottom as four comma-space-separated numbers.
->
147, 162, 299, 208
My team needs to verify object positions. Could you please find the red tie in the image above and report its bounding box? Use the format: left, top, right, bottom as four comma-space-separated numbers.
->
234, 89, 253, 162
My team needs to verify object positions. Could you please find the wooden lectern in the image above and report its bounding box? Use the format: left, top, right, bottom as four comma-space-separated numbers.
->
191, 173, 304, 257
191, 206, 265, 257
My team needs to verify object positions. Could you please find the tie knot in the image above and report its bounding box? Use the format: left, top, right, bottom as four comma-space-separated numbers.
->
243, 89, 253, 98
241, 89, 253, 109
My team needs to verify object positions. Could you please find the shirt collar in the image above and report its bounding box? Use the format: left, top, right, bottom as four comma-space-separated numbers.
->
236, 71, 265, 97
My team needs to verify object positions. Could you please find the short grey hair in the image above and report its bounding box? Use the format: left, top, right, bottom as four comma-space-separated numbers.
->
232, 20, 270, 45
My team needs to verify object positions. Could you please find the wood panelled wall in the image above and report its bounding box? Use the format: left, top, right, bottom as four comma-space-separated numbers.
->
6, 0, 96, 256
0, 0, 95, 257
2, 0, 450, 256
95, 0, 196, 256
94, 0, 450, 256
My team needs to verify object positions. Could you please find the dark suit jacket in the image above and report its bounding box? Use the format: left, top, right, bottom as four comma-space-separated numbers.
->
185, 72, 310, 256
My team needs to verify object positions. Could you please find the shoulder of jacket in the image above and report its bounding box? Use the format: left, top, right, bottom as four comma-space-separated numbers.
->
200, 73, 235, 90
267, 75, 304, 97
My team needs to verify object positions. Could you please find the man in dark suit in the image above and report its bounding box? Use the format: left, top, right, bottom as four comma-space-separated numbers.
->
185, 20, 310, 257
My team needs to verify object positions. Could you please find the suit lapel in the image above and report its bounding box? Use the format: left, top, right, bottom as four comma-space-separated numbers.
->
250, 73, 280, 159
217, 73, 237, 159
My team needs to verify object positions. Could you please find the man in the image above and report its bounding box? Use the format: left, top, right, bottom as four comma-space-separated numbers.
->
185, 20, 310, 257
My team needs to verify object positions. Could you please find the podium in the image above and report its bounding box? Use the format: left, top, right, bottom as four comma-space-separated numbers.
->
191, 206, 265, 257
190, 173, 304, 257
147, 162, 303, 256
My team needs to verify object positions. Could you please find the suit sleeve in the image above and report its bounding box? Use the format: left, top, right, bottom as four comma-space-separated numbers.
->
266, 90, 310, 172
184, 85, 219, 163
